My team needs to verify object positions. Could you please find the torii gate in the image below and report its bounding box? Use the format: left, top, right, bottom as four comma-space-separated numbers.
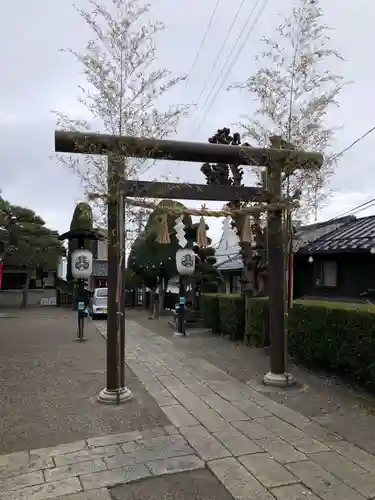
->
55, 130, 322, 404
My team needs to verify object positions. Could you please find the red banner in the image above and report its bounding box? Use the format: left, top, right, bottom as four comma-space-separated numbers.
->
0, 262, 3, 289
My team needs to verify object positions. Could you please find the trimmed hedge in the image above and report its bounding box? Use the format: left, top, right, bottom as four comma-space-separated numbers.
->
200, 294, 221, 333
201, 293, 244, 339
218, 294, 245, 340
201, 294, 375, 390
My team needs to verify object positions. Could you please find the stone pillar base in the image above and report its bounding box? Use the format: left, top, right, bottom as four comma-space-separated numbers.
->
97, 387, 133, 405
263, 371, 296, 387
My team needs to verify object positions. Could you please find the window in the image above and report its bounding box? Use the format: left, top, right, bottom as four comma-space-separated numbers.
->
316, 261, 337, 287
96, 288, 108, 298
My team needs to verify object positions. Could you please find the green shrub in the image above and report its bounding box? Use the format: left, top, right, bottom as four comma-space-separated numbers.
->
218, 294, 244, 340
200, 294, 221, 332
245, 298, 269, 347
288, 303, 375, 387
201, 293, 375, 390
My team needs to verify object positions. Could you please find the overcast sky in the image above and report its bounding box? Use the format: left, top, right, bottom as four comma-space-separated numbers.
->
1, 0, 374, 244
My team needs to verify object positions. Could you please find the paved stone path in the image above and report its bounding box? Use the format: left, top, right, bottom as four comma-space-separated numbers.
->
97, 320, 375, 500
2, 318, 375, 499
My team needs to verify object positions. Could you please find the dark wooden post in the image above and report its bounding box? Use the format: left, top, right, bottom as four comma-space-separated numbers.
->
265, 164, 285, 376
106, 158, 119, 392
98, 157, 132, 404
119, 194, 126, 389
264, 138, 294, 386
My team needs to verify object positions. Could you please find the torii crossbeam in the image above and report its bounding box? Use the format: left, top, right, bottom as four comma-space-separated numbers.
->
55, 130, 323, 400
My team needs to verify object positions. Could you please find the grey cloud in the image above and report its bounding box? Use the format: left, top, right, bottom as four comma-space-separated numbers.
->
1, 0, 374, 239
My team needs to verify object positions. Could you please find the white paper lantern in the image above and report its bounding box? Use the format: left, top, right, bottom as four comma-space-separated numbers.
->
176, 248, 195, 275
71, 249, 93, 279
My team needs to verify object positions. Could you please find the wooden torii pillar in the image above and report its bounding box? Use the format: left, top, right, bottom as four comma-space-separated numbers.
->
55, 130, 322, 401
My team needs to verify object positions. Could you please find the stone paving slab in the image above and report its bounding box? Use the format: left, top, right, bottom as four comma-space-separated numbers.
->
0, 426, 205, 500
208, 457, 275, 500
308, 450, 375, 498
179, 425, 231, 461
270, 484, 321, 500
213, 428, 263, 457
56, 490, 112, 500
238, 453, 299, 489
161, 404, 200, 428
145, 454, 204, 476
285, 460, 365, 500
254, 437, 307, 464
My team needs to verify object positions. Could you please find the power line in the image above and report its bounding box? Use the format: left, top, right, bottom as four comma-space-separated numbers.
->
195, 0, 269, 135
329, 124, 375, 163
192, 0, 269, 136
318, 124, 375, 222
194, 0, 247, 106
327, 197, 375, 223
336, 197, 375, 218
191, 0, 262, 131
184, 0, 222, 86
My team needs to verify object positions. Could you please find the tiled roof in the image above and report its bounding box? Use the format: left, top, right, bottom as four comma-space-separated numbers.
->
214, 216, 355, 270
299, 216, 375, 253
293, 216, 355, 251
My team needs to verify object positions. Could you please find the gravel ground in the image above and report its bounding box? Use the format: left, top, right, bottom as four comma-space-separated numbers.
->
126, 308, 375, 454
0, 308, 168, 454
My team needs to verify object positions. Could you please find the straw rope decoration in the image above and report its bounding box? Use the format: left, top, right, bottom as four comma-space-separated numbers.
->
155, 212, 171, 244
196, 216, 208, 247
240, 215, 252, 243
87, 192, 293, 218
87, 191, 292, 244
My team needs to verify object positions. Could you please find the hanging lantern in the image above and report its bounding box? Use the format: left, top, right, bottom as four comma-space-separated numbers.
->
71, 249, 93, 279
176, 248, 195, 275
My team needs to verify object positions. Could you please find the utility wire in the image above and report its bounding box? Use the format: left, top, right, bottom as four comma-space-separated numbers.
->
191, 0, 262, 131
172, 0, 222, 174
192, 0, 269, 136
184, 0, 222, 87
309, 124, 375, 224
327, 197, 375, 222
194, 0, 247, 105
328, 125, 375, 163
